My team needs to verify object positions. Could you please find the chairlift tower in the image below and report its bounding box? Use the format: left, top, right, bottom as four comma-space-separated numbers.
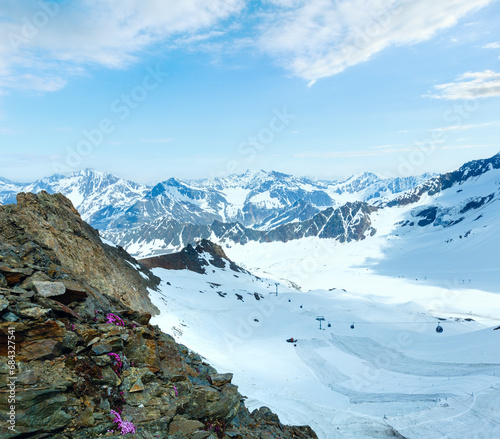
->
316, 316, 325, 330
275, 283, 279, 296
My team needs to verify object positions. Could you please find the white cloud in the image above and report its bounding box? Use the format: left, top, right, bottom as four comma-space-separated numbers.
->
258, 0, 493, 81
427, 70, 500, 99
483, 42, 500, 49
0, 0, 495, 92
432, 121, 500, 131
0, 0, 244, 91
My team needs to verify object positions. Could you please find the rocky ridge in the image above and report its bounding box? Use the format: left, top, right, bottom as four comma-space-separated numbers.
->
0, 191, 160, 315
0, 192, 318, 439
140, 240, 245, 275
106, 201, 377, 257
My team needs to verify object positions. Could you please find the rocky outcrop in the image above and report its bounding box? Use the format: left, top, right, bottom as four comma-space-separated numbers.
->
0, 192, 318, 438
0, 191, 160, 314
387, 152, 500, 208
0, 284, 317, 438
140, 240, 245, 275
107, 202, 378, 257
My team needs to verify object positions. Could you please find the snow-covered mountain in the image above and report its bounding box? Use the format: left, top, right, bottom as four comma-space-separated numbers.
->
0, 169, 149, 229
0, 166, 431, 252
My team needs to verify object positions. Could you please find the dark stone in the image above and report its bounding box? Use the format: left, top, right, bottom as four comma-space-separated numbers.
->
0, 388, 71, 438
61, 330, 79, 353
2, 312, 20, 322
91, 340, 112, 355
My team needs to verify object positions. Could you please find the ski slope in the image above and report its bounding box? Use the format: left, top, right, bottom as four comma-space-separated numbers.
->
149, 261, 500, 439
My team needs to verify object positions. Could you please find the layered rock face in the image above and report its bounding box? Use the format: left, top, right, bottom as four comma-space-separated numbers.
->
0, 191, 160, 314
140, 240, 245, 275
0, 192, 318, 439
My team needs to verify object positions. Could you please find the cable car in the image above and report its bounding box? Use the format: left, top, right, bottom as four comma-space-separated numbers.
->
436, 323, 443, 333
350, 323, 355, 329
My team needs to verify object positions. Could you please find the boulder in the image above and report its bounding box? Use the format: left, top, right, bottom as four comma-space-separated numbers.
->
168, 415, 205, 436
32, 281, 66, 298
19, 338, 61, 361
18, 306, 51, 320
210, 373, 233, 387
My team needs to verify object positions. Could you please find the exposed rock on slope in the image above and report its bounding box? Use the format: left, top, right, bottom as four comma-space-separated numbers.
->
108, 201, 377, 257
0, 191, 159, 314
140, 239, 245, 275
387, 152, 500, 208
0, 192, 318, 438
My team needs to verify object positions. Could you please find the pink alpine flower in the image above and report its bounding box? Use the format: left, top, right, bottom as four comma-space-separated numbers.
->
110, 409, 136, 435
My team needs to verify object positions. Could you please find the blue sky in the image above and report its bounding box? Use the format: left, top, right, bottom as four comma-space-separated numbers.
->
1, 0, 500, 183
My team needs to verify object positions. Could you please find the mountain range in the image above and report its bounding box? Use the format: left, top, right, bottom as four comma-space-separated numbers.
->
1, 153, 499, 258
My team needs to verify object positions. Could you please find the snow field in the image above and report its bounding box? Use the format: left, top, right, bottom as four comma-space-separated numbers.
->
149, 261, 500, 439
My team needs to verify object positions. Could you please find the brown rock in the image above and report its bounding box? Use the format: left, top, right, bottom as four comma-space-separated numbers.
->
75, 407, 95, 427
0, 265, 33, 285
210, 373, 233, 387
19, 339, 61, 361
25, 320, 65, 341
58, 279, 89, 304
124, 334, 161, 372
97, 366, 121, 386
18, 306, 51, 320
168, 415, 205, 436
81, 328, 99, 344
129, 377, 144, 393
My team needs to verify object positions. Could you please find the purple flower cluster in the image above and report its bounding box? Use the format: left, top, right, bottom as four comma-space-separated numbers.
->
110, 409, 136, 435
106, 313, 125, 326
108, 352, 123, 373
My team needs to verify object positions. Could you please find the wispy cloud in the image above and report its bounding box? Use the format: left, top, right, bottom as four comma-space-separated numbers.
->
426, 70, 500, 99
483, 42, 500, 49
431, 121, 500, 132
0, 0, 244, 92
258, 0, 493, 82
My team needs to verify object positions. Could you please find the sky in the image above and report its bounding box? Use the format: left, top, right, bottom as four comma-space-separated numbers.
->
0, 0, 500, 184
